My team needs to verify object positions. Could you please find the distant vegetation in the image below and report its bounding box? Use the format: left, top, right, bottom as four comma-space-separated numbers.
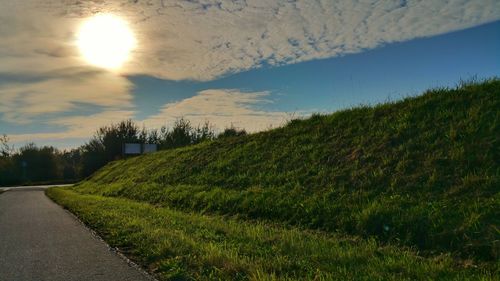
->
48, 79, 499, 280
0, 139, 79, 185
0, 119, 246, 186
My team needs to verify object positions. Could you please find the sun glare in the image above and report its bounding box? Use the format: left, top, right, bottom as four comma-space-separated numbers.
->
77, 14, 136, 69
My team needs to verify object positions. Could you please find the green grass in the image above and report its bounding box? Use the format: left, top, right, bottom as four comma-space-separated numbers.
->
50, 79, 499, 279
47, 188, 497, 280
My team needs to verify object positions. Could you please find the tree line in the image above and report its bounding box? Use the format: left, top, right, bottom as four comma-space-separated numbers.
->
0, 119, 246, 186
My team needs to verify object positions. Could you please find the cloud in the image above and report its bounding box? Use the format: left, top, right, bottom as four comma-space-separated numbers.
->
143, 89, 292, 132
8, 0, 497, 81
0, 69, 134, 124
7, 110, 135, 144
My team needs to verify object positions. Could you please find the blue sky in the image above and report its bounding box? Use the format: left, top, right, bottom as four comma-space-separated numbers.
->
0, 1, 499, 149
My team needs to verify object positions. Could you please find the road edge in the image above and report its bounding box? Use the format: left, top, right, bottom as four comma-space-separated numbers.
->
44, 188, 159, 281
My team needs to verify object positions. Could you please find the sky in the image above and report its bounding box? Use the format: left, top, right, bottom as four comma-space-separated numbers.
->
0, 0, 499, 149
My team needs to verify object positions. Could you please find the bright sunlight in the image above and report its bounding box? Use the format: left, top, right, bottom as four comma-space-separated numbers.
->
77, 14, 136, 69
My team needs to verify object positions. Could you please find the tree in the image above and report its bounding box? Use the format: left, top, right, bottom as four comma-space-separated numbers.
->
80, 120, 140, 176
0, 139, 82, 185
218, 125, 247, 138
159, 118, 193, 149
193, 121, 216, 143
59, 148, 82, 180
81, 138, 106, 177
0, 134, 13, 158
0, 135, 16, 185
13, 143, 59, 182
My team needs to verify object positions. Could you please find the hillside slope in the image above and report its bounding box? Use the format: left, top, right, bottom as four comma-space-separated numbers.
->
69, 79, 499, 262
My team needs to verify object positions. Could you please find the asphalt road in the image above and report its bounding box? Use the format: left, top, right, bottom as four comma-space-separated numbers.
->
0, 184, 73, 192
0, 187, 152, 281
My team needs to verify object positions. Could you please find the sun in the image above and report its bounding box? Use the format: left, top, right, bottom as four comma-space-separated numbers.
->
77, 14, 136, 69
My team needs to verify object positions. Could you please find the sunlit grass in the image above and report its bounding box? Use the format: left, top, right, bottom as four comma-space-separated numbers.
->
71, 79, 499, 262
47, 188, 496, 280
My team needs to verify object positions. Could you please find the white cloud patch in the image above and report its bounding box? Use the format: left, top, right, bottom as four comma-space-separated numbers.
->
7, 0, 498, 81
8, 110, 136, 144
144, 89, 292, 132
0, 69, 134, 124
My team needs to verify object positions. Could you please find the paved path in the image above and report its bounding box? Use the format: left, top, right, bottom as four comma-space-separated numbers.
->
0, 188, 152, 281
0, 184, 73, 192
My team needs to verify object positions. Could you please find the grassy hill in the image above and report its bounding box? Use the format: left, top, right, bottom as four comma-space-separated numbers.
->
48, 79, 500, 280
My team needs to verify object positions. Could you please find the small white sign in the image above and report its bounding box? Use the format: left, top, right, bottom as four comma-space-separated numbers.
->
124, 143, 141, 154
